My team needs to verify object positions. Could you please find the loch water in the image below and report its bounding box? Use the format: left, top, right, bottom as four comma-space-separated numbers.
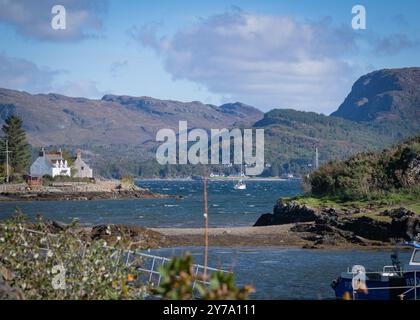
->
0, 179, 301, 227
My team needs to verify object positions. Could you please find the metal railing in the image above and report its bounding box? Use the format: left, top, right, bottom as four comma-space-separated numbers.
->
124, 250, 230, 288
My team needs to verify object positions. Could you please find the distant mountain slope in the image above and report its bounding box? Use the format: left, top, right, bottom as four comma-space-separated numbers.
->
253, 109, 397, 176
331, 67, 420, 136
0, 88, 263, 147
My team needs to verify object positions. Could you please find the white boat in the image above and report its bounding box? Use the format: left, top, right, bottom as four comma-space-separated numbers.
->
233, 160, 247, 190
234, 179, 246, 190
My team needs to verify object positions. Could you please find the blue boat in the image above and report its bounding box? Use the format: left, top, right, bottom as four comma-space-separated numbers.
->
331, 242, 420, 300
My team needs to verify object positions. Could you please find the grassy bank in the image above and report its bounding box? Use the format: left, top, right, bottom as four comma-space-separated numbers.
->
283, 187, 420, 224
288, 187, 419, 210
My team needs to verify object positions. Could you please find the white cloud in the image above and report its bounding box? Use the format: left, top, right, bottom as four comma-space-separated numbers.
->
53, 79, 105, 98
0, 0, 107, 41
132, 9, 360, 113
0, 53, 103, 98
0, 52, 62, 92
373, 33, 419, 56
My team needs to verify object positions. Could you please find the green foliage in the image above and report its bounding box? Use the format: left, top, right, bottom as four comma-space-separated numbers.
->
308, 136, 420, 200
289, 186, 420, 214
41, 174, 93, 184
0, 213, 254, 300
120, 176, 135, 188
154, 254, 254, 300
199, 271, 255, 300
0, 213, 146, 300
153, 255, 197, 300
0, 115, 30, 174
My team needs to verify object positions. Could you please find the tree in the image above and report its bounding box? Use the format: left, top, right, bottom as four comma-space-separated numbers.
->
0, 115, 31, 174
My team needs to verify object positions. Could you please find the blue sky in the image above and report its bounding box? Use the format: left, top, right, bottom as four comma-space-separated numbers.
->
0, 0, 419, 114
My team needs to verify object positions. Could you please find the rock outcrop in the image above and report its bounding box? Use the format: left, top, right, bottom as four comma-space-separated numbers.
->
91, 224, 167, 248
254, 203, 420, 246
254, 200, 320, 226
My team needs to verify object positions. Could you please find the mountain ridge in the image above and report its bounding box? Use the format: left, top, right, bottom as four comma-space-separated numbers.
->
0, 87, 263, 147
331, 67, 420, 137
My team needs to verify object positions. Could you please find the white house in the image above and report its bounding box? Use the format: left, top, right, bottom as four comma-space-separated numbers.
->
30, 148, 71, 178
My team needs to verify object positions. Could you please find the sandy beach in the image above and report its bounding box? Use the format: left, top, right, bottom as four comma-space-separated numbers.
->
152, 225, 311, 247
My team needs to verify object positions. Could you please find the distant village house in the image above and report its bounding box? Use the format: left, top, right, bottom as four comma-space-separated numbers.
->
73, 149, 93, 178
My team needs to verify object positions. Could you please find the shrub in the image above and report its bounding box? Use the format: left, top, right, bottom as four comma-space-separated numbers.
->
308, 136, 420, 200
121, 176, 135, 188
0, 213, 146, 300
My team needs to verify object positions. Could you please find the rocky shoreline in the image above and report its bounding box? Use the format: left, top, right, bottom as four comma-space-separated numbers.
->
0, 189, 171, 201
0, 180, 173, 201
254, 199, 420, 249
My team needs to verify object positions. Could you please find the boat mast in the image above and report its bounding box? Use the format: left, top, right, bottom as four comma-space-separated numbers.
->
240, 147, 244, 176
203, 168, 209, 279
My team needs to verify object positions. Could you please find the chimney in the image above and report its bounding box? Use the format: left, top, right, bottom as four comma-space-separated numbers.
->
39, 147, 45, 157
76, 149, 81, 159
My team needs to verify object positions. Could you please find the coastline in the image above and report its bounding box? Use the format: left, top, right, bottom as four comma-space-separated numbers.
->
0, 180, 174, 202
137, 177, 299, 182
0, 190, 173, 202
151, 225, 393, 250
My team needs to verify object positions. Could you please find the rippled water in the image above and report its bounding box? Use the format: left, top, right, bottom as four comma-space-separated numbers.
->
150, 246, 412, 300
0, 179, 301, 227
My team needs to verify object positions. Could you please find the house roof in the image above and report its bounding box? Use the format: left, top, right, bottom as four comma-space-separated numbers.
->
45, 153, 64, 162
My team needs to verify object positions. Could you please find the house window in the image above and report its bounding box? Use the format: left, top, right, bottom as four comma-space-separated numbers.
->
81, 166, 84, 170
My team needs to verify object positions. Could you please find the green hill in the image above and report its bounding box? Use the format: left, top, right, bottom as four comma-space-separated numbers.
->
254, 109, 398, 176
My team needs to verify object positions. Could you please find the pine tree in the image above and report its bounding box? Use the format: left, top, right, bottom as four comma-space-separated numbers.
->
0, 115, 31, 174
